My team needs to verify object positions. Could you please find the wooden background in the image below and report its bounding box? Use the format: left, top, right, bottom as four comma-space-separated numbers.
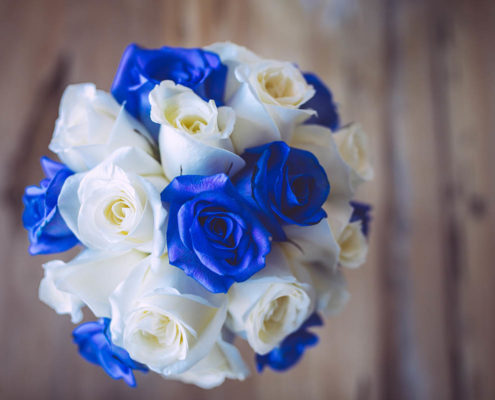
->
1, 0, 494, 399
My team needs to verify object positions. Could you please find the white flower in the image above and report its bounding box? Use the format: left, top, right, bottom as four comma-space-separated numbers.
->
49, 83, 156, 172
333, 123, 374, 188
227, 61, 315, 152
205, 42, 261, 102
281, 222, 350, 315
58, 147, 168, 255
290, 124, 354, 239
337, 221, 368, 269
227, 245, 315, 355
207, 42, 316, 152
149, 81, 244, 180
39, 249, 147, 320
282, 220, 347, 314
241, 61, 315, 108
169, 339, 249, 389
110, 256, 227, 376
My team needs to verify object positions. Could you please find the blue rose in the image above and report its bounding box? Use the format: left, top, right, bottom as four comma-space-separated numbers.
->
350, 201, 372, 237
22, 157, 78, 255
256, 313, 323, 372
301, 73, 340, 131
111, 43, 227, 139
161, 174, 272, 293
73, 318, 148, 387
235, 141, 330, 240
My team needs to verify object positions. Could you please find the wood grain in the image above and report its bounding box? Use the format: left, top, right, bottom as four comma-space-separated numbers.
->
0, 0, 494, 399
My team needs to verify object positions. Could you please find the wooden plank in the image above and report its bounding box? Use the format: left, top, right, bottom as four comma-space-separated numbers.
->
1, 0, 494, 399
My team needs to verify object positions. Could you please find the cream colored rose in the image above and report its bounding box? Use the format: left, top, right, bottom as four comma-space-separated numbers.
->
333, 123, 374, 188
49, 83, 155, 172
204, 42, 261, 101
338, 221, 368, 268
149, 80, 244, 180
169, 339, 249, 389
58, 147, 168, 255
226, 61, 316, 152
227, 245, 315, 355
242, 61, 315, 108
110, 256, 227, 376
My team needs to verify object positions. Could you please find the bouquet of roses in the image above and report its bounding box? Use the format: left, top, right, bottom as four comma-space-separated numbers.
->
23, 42, 373, 388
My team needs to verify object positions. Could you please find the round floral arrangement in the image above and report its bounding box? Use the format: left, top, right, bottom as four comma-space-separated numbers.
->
23, 42, 373, 388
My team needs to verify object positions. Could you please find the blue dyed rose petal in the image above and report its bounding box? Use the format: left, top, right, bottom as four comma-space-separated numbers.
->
350, 201, 372, 237
22, 157, 78, 255
235, 141, 330, 240
162, 173, 272, 293
73, 318, 148, 387
256, 313, 323, 372
111, 43, 227, 139
302, 73, 340, 131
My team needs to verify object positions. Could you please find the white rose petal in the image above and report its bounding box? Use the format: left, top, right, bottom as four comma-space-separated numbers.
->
281, 227, 350, 315
290, 124, 354, 239
168, 338, 249, 389
39, 260, 84, 323
227, 245, 315, 355
333, 123, 374, 188
241, 61, 315, 108
39, 249, 147, 319
283, 220, 340, 274
49, 83, 156, 172
205, 41, 262, 101
307, 265, 350, 316
110, 256, 227, 376
338, 221, 368, 269
149, 80, 244, 180
58, 147, 168, 255
227, 61, 315, 152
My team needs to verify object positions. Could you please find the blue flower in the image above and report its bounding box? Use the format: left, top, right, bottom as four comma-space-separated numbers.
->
235, 141, 330, 240
350, 201, 372, 237
302, 73, 340, 131
161, 173, 271, 293
256, 313, 323, 372
111, 43, 227, 139
73, 318, 148, 387
22, 157, 78, 255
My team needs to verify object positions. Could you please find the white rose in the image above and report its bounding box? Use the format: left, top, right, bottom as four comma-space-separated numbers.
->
227, 245, 315, 355
204, 42, 261, 101
290, 124, 354, 239
110, 256, 227, 376
39, 249, 147, 320
281, 223, 350, 315
333, 123, 374, 188
169, 339, 249, 389
242, 61, 315, 108
226, 60, 315, 152
49, 83, 156, 172
337, 221, 368, 269
149, 80, 245, 180
58, 147, 168, 256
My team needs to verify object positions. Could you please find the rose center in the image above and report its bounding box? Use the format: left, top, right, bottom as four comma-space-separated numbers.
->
260, 296, 290, 340
104, 198, 132, 227
290, 175, 312, 205
136, 311, 184, 349
263, 71, 295, 99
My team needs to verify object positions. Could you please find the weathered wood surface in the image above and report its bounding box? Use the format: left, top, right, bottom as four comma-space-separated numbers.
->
0, 0, 494, 399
